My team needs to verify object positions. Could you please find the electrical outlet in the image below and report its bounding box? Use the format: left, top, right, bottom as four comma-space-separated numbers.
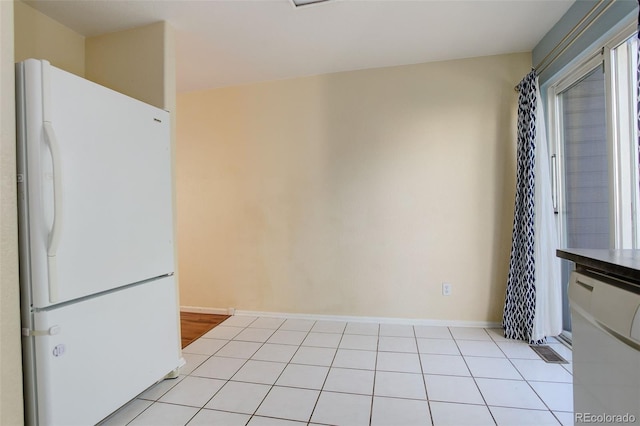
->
442, 283, 452, 296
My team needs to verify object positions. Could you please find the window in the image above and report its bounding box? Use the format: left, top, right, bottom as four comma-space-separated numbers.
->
548, 22, 638, 338
551, 25, 639, 251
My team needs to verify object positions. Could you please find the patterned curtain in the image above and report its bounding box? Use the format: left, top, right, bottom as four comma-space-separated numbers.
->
503, 70, 545, 345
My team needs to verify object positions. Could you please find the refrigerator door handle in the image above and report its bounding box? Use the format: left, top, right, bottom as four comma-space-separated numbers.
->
43, 121, 62, 303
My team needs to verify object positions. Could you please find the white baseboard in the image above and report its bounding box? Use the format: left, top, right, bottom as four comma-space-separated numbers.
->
237, 310, 501, 328
181, 307, 501, 328
180, 306, 234, 315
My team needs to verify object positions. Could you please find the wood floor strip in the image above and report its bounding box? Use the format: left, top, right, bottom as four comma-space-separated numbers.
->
180, 312, 230, 348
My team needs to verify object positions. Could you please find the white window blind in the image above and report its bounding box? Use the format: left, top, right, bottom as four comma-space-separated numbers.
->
560, 66, 610, 249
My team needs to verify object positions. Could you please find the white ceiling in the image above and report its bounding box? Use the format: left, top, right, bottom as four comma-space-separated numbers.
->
26, 0, 575, 93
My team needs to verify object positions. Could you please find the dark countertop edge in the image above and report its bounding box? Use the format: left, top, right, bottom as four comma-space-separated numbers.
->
556, 249, 640, 284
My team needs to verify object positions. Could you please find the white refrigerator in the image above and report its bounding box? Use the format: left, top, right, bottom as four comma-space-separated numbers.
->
16, 59, 183, 425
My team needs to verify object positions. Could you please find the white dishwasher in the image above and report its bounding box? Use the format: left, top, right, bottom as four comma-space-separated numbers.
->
569, 269, 640, 424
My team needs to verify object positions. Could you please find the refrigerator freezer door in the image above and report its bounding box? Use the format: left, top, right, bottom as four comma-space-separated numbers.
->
30, 276, 180, 426
20, 60, 174, 307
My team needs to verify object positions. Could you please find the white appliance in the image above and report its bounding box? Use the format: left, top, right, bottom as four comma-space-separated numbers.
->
16, 59, 182, 425
569, 270, 640, 423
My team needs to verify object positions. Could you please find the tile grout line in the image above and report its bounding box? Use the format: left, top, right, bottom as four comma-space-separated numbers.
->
415, 324, 435, 426
488, 328, 571, 423
286, 319, 330, 424
497, 332, 570, 417
368, 323, 380, 426
188, 315, 263, 426
180, 316, 261, 425
447, 326, 498, 425
245, 317, 317, 425
114, 395, 156, 426
309, 320, 369, 425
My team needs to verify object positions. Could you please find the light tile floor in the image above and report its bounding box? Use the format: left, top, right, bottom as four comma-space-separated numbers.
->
100, 316, 574, 426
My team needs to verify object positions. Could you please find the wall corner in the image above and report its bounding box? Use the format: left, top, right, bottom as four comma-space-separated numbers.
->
1, 1, 26, 425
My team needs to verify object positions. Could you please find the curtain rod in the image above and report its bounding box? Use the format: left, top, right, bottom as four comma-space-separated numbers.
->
515, 0, 614, 92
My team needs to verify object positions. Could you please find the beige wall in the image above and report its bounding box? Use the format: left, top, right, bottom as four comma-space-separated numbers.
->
177, 52, 530, 322
86, 22, 172, 111
13, 0, 84, 77
1, 1, 24, 424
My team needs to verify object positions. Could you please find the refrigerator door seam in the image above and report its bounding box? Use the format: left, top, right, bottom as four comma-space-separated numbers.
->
33, 272, 175, 312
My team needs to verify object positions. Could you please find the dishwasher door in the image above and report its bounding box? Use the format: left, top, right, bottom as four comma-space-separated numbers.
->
569, 271, 640, 424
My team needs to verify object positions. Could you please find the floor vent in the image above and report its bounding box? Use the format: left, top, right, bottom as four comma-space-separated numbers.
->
529, 345, 568, 364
